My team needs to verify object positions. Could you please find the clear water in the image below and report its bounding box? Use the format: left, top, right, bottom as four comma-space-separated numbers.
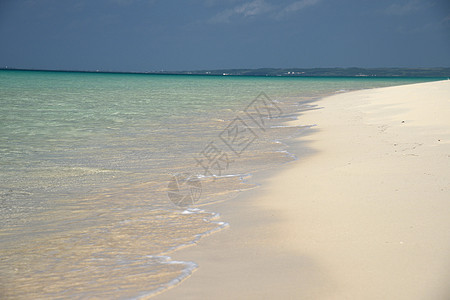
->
0, 70, 441, 298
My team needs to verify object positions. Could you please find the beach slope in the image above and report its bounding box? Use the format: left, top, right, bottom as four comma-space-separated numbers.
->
156, 80, 450, 299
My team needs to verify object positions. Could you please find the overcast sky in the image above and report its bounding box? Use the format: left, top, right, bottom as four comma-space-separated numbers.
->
0, 0, 449, 71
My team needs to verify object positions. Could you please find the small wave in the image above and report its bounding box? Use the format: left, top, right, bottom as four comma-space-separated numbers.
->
181, 208, 203, 215
166, 210, 229, 254
135, 209, 229, 298
273, 140, 288, 147
270, 124, 304, 129
136, 257, 198, 299
269, 114, 296, 120
196, 173, 251, 181
276, 150, 298, 161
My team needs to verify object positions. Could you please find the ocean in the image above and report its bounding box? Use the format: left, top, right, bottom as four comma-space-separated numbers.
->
0, 70, 440, 299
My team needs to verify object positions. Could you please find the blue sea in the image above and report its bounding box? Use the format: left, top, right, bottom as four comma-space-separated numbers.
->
0, 70, 441, 298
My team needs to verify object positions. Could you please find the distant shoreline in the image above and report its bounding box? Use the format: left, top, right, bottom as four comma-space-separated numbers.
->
1, 67, 449, 78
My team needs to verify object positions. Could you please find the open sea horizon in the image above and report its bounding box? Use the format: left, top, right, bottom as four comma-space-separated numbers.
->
0, 70, 443, 299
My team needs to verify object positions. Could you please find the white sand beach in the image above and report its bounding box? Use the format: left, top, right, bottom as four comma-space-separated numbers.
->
156, 80, 450, 300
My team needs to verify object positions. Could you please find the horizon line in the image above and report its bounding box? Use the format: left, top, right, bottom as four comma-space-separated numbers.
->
1, 66, 450, 78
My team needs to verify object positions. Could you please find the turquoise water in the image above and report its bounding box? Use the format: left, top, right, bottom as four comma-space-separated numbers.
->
0, 70, 441, 298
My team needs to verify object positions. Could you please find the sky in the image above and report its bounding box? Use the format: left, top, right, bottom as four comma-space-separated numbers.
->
0, 0, 449, 72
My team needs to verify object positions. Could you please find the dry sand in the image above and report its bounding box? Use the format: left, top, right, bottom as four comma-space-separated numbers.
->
155, 80, 450, 299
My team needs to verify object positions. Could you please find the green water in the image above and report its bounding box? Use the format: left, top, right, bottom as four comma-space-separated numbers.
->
0, 70, 442, 298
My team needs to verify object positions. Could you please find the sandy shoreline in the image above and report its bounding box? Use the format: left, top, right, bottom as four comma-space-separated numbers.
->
155, 80, 450, 299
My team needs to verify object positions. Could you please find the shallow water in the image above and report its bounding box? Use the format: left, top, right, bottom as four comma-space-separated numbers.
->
0, 70, 440, 298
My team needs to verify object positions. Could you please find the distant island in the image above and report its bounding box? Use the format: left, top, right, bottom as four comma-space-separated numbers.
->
2, 67, 450, 77
156, 67, 450, 77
